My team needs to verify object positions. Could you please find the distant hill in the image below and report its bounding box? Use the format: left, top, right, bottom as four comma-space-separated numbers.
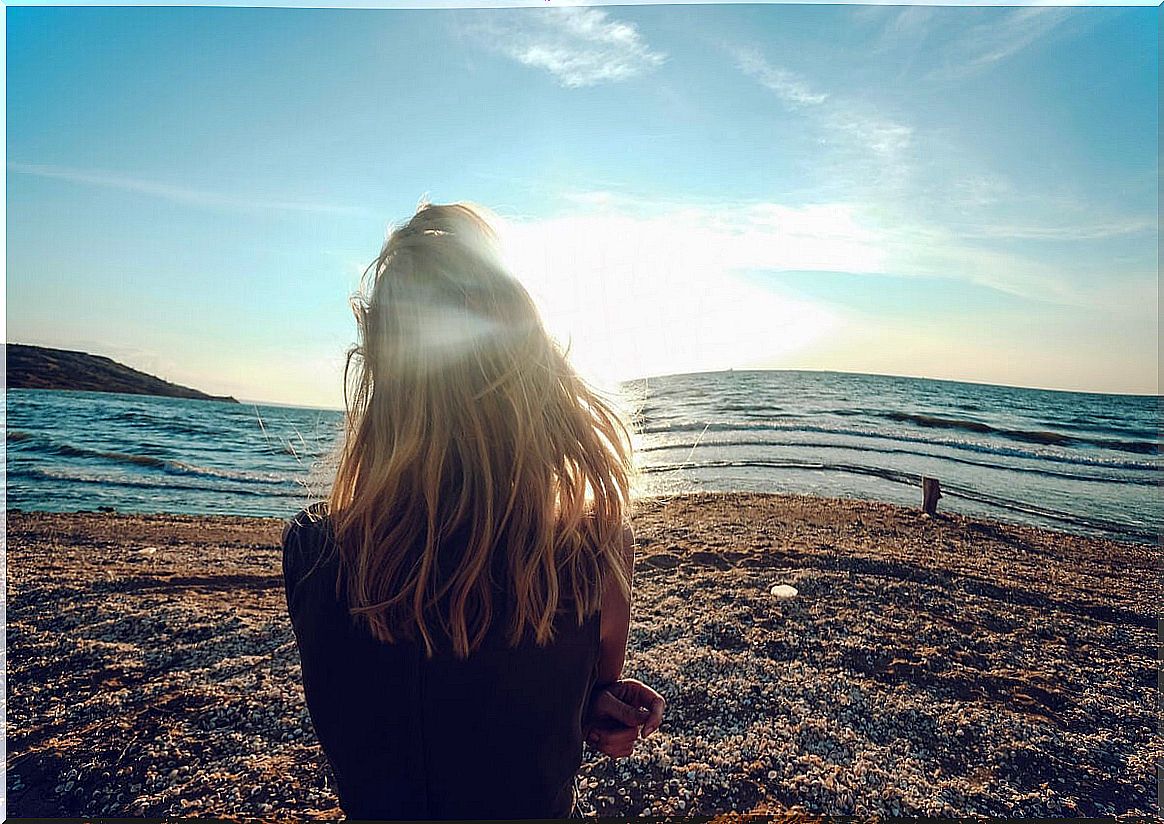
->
5, 344, 239, 403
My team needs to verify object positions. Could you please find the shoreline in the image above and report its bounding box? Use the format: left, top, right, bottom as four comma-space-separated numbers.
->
5, 493, 1159, 818
5, 485, 1158, 547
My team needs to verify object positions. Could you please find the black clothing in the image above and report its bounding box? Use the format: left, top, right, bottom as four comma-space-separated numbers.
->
281, 507, 601, 820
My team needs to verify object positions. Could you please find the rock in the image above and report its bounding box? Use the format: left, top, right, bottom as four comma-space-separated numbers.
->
770, 584, 798, 599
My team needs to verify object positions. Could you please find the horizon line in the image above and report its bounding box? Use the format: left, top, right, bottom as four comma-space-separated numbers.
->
8, 341, 1157, 406
197, 364, 1164, 408
619, 367, 1163, 400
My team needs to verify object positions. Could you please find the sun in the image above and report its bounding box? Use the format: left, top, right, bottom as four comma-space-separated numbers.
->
494, 210, 843, 390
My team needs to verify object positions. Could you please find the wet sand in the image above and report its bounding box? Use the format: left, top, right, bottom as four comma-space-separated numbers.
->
4, 493, 1158, 818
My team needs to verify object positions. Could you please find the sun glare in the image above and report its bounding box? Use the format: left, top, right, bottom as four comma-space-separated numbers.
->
495, 210, 843, 390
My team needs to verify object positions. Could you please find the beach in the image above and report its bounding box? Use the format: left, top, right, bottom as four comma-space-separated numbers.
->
5, 493, 1158, 818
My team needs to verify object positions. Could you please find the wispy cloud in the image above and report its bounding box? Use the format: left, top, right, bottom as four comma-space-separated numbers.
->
727, 37, 1155, 310
735, 47, 828, 107
894, 7, 1080, 82
828, 112, 913, 160
860, 5, 937, 57
733, 48, 912, 179
959, 218, 1157, 242
879, 221, 1089, 305
862, 6, 1077, 82
952, 7, 1074, 69
883, 6, 936, 45
7, 162, 367, 216
470, 8, 666, 88
935, 171, 1158, 243
552, 189, 1146, 309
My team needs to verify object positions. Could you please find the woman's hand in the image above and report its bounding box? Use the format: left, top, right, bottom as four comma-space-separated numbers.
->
604, 678, 665, 737
583, 678, 666, 758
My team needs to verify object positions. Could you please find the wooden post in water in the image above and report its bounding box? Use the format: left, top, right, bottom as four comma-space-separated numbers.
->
922, 477, 942, 517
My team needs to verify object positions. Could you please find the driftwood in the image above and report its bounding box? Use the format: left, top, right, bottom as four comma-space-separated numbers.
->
922, 477, 942, 516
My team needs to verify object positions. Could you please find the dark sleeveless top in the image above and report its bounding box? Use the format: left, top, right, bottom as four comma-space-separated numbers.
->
281, 506, 602, 820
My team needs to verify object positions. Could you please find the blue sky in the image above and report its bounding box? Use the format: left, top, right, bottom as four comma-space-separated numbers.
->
5, 3, 1158, 406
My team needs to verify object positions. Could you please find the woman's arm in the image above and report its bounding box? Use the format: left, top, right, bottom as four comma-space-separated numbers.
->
595, 524, 635, 689
585, 524, 666, 756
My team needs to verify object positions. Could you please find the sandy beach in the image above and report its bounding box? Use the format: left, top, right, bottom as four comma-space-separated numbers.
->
4, 493, 1158, 818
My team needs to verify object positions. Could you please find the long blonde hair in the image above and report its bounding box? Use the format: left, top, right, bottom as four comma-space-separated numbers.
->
329, 202, 634, 658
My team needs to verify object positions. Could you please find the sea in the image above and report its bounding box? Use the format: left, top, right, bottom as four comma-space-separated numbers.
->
4, 370, 1160, 544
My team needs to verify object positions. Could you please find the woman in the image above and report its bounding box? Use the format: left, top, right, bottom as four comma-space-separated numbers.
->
282, 202, 665, 820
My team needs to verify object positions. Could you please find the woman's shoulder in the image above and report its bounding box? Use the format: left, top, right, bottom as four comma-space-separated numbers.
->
281, 502, 338, 585
282, 501, 332, 541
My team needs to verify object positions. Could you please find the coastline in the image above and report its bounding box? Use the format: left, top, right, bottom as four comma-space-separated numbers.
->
5, 493, 1158, 818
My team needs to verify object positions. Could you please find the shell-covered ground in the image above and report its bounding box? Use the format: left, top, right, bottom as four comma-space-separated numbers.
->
4, 493, 1159, 818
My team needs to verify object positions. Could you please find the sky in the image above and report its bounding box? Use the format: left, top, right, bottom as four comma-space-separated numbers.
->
5, 3, 1159, 407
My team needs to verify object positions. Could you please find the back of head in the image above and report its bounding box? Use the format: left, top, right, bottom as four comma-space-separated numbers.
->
329, 202, 633, 658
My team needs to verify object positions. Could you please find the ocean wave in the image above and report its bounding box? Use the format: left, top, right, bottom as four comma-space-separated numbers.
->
111, 409, 222, 439
6, 433, 172, 469
720, 402, 786, 413
640, 459, 1157, 542
9, 466, 310, 498
638, 421, 1159, 470
57, 443, 169, 469
1038, 415, 1159, 441
935, 484, 1157, 543
635, 438, 1159, 485
642, 459, 916, 489
883, 411, 1157, 454
163, 461, 301, 486
10, 433, 302, 486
